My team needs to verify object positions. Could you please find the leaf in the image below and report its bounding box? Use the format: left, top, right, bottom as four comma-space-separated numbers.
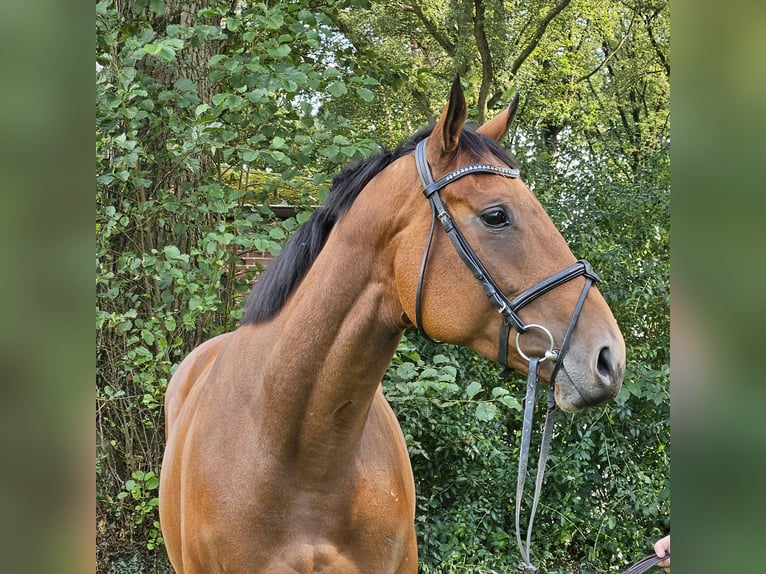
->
475, 402, 497, 421
356, 87, 375, 102
465, 381, 482, 399
205, 239, 219, 254
327, 81, 348, 97
270, 136, 287, 150
332, 135, 351, 146
265, 11, 285, 30
268, 44, 291, 59
396, 363, 417, 381
437, 366, 457, 383
268, 150, 290, 165
246, 88, 269, 103
208, 54, 227, 67
319, 144, 340, 159
173, 78, 196, 93
149, 0, 164, 15
163, 245, 180, 259
268, 227, 285, 240
499, 395, 522, 411
240, 148, 257, 163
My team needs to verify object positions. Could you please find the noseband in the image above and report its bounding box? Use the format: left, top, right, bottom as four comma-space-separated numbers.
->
414, 138, 601, 571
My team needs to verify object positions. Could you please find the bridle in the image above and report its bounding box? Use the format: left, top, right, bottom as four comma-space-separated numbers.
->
413, 138, 600, 377
413, 138, 601, 571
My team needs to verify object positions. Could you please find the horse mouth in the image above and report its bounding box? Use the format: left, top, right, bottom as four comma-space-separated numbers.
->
552, 365, 622, 413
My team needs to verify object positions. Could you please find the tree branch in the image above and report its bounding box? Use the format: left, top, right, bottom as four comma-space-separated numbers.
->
473, 0, 492, 122
642, 7, 670, 77
510, 0, 573, 77
407, 0, 456, 56
575, 11, 636, 84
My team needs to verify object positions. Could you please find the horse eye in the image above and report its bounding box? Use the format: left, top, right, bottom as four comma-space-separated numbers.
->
481, 209, 510, 228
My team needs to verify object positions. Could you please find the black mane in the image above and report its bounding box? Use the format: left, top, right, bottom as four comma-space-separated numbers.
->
240, 125, 518, 324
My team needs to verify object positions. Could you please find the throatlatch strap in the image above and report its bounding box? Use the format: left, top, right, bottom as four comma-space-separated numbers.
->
497, 319, 513, 380
415, 200, 440, 342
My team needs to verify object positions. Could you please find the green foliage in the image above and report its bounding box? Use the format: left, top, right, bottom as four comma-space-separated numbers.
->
384, 338, 519, 569
382, 328, 668, 572
116, 471, 163, 550
97, 0, 380, 567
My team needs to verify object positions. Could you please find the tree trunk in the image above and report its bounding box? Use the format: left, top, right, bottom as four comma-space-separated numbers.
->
473, 0, 492, 123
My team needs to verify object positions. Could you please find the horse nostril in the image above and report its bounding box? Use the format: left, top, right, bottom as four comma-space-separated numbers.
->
597, 346, 614, 382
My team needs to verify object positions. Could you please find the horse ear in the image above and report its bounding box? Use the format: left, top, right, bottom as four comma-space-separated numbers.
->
478, 92, 520, 142
430, 75, 467, 155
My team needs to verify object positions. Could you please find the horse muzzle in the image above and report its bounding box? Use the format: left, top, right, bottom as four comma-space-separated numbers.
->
550, 338, 625, 412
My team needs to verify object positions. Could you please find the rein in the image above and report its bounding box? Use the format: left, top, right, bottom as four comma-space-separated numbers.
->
414, 139, 600, 571
622, 552, 670, 574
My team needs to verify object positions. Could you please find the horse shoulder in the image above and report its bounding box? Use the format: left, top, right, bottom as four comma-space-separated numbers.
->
356, 387, 417, 570
164, 332, 233, 440
370, 386, 412, 472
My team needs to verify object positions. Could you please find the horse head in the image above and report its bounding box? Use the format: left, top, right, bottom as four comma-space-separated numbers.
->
392, 77, 625, 412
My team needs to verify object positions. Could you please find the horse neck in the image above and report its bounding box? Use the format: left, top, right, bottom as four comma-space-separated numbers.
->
242, 185, 407, 477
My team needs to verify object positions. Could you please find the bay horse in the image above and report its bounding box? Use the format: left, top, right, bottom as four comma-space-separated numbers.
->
159, 77, 625, 573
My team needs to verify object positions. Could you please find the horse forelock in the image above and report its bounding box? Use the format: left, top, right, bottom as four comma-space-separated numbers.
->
457, 125, 519, 169
240, 124, 517, 325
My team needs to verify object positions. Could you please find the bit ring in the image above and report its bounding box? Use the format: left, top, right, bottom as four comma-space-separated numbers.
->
515, 324, 557, 363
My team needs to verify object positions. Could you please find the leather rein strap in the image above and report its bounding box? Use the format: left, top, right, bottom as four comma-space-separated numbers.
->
515, 358, 556, 571
413, 138, 601, 571
623, 552, 670, 574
